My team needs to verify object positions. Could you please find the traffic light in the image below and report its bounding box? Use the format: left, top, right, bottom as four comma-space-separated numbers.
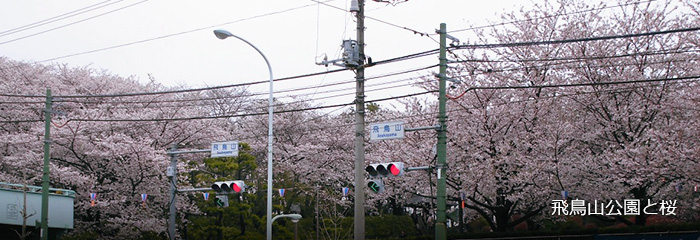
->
367, 178, 385, 193
211, 181, 246, 194
365, 162, 405, 194
215, 195, 229, 207
365, 162, 405, 178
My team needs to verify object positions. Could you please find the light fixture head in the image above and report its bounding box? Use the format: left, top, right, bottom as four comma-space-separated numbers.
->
213, 29, 233, 40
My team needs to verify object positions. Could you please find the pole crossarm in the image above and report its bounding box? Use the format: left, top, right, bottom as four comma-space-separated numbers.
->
167, 149, 210, 155
178, 188, 213, 192
405, 125, 440, 132
405, 166, 432, 172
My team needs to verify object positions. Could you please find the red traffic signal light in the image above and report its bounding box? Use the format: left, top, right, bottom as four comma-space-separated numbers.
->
365, 162, 405, 178
211, 181, 246, 194
387, 162, 403, 176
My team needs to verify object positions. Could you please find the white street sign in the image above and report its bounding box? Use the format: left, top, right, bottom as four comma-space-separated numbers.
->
369, 121, 405, 140
211, 141, 239, 157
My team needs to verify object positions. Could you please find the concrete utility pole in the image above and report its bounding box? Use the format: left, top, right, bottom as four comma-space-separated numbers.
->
168, 144, 177, 240
41, 88, 51, 240
353, 0, 367, 239
435, 23, 448, 240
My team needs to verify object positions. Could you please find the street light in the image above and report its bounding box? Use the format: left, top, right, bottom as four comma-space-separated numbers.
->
213, 29, 276, 240
270, 213, 302, 239
271, 213, 302, 223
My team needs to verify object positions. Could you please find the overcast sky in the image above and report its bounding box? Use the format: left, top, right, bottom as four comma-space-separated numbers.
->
0, 0, 533, 109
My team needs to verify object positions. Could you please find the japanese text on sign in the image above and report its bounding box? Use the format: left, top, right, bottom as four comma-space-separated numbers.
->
211, 141, 239, 157
551, 199, 677, 216
369, 121, 405, 140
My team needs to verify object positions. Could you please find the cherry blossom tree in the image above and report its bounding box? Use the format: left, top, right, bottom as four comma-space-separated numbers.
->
434, 0, 700, 230
0, 59, 237, 239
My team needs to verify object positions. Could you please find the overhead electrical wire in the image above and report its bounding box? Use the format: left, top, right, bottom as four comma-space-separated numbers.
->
6, 72, 698, 124
6, 43, 694, 105
445, 0, 660, 34
2, 26, 697, 116
310, 0, 430, 36
39, 77, 700, 150
32, 0, 337, 64
53, 67, 346, 99
58, 90, 436, 122
449, 26, 700, 50
446, 75, 700, 100
0, 0, 118, 37
3, 77, 697, 144
0, 50, 435, 99
91, 78, 700, 147
0, 0, 149, 46
46, 75, 429, 111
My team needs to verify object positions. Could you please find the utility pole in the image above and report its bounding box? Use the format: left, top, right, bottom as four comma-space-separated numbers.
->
168, 143, 177, 240
435, 23, 448, 240
41, 88, 52, 240
353, 0, 367, 239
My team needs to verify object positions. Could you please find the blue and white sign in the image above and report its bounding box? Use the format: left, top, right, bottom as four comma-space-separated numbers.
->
211, 141, 239, 157
369, 121, 405, 141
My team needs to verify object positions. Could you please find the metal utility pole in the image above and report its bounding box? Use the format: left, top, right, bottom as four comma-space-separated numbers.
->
41, 88, 52, 240
435, 23, 448, 240
353, 0, 366, 239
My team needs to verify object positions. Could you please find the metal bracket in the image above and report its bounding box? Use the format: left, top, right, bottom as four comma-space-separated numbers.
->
405, 125, 440, 132
405, 166, 432, 172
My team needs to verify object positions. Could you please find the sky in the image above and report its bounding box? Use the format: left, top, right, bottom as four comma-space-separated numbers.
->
0, 0, 532, 110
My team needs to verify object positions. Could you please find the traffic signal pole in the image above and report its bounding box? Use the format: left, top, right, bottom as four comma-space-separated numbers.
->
353, 0, 367, 239
435, 23, 448, 240
165, 146, 211, 240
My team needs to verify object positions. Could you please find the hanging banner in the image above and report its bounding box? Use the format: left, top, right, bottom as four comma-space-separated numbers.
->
141, 194, 148, 207
203, 192, 210, 201
561, 190, 569, 200
342, 187, 349, 197
90, 193, 97, 207
278, 189, 285, 197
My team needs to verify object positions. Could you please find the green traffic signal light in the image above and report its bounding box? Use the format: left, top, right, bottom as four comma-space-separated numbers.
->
368, 182, 379, 192
215, 195, 229, 207
367, 179, 384, 193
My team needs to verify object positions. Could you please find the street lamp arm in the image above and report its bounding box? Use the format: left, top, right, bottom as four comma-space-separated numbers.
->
213, 30, 273, 81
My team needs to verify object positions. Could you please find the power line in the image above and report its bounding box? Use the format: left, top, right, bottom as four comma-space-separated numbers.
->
60, 91, 436, 122
34, 0, 336, 63
48, 74, 428, 111
449, 48, 700, 64
311, 0, 431, 36
3, 27, 696, 100
0, 51, 434, 99
0, 0, 124, 38
55, 68, 348, 99
0, 0, 149, 46
446, 75, 700, 99
445, 0, 659, 35
450, 26, 700, 50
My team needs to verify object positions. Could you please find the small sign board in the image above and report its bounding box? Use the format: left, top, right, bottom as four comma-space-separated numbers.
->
211, 141, 239, 157
369, 121, 405, 140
